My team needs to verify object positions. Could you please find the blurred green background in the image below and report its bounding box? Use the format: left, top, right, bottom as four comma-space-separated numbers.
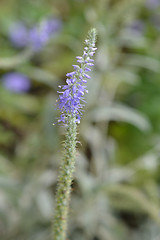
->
1, 0, 160, 239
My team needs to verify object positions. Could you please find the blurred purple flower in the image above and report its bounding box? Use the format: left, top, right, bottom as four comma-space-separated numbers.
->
9, 22, 28, 48
146, 0, 160, 9
2, 72, 31, 93
9, 18, 62, 52
29, 18, 62, 51
44, 18, 62, 34
29, 27, 45, 51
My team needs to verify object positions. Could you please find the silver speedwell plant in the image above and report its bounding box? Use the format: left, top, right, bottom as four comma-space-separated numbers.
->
53, 28, 97, 240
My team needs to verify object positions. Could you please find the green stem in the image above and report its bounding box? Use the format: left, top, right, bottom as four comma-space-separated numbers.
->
53, 115, 77, 240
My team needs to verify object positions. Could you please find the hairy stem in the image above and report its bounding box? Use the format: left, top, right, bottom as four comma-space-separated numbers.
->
53, 115, 77, 240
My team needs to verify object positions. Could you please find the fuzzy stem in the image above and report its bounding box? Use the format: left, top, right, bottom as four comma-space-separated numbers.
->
53, 115, 77, 240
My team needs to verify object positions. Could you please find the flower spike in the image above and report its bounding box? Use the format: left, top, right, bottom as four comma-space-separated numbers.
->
56, 28, 97, 125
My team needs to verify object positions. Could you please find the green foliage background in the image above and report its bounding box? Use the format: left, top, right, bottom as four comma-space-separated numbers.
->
0, 0, 160, 239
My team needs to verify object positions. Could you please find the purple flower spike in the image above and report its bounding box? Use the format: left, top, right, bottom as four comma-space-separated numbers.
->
56, 28, 97, 125
2, 72, 31, 93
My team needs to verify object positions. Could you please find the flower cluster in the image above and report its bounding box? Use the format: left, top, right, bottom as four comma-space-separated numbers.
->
56, 28, 97, 125
9, 18, 62, 51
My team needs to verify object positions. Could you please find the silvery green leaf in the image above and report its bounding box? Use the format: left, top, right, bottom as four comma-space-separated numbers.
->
89, 103, 151, 131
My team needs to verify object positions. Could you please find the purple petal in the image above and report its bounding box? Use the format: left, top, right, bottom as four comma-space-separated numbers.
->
76, 56, 82, 60
85, 67, 91, 72
66, 72, 76, 77
89, 52, 95, 56
66, 79, 71, 85
87, 63, 94, 66
72, 65, 79, 70
83, 73, 91, 79
77, 60, 83, 63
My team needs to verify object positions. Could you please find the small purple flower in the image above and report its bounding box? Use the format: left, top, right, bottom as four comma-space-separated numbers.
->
56, 28, 97, 125
9, 22, 28, 48
2, 72, 31, 93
